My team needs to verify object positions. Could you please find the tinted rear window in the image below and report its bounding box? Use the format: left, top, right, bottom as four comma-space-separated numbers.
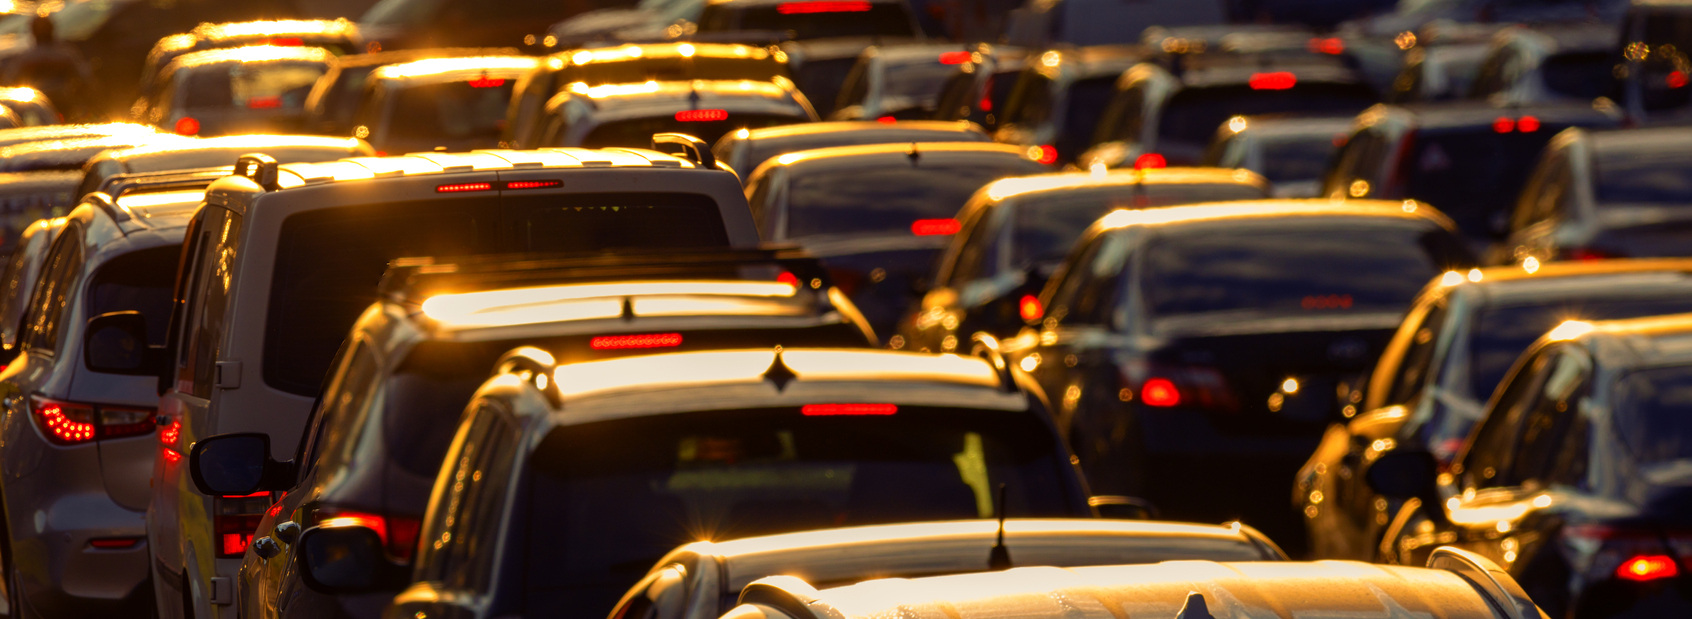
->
794, 58, 859, 116
519, 406, 1076, 619
1157, 83, 1376, 146
182, 61, 326, 110
1403, 129, 1563, 237
1009, 183, 1267, 267
699, 3, 918, 39
1141, 221, 1465, 326
784, 158, 1045, 238
883, 59, 955, 102
1615, 364, 1692, 465
263, 193, 730, 395
87, 245, 180, 345
383, 80, 515, 147
1540, 52, 1616, 100
581, 113, 805, 149
1593, 150, 1692, 207
1258, 133, 1343, 183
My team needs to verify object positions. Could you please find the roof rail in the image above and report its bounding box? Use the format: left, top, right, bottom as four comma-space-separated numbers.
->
738, 576, 833, 619
82, 192, 131, 224
495, 346, 562, 408
103, 167, 226, 199
969, 332, 1018, 393
234, 153, 280, 191
651, 133, 716, 170
1427, 547, 1539, 619
379, 245, 831, 303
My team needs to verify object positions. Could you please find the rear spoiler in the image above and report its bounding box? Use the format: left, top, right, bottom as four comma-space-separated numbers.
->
378, 245, 834, 303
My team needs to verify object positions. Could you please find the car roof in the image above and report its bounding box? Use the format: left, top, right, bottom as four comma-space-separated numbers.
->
261, 147, 707, 190
1176, 59, 1364, 88
370, 55, 541, 85
981, 168, 1268, 203
0, 86, 46, 106
1574, 313, 1692, 368
559, 78, 802, 106
865, 42, 972, 64
561, 42, 779, 66
107, 189, 206, 231
168, 44, 334, 70
680, 519, 1278, 589
1448, 259, 1692, 306
1033, 45, 1148, 80
1586, 125, 1692, 158
0, 123, 160, 148
0, 135, 188, 170
0, 170, 80, 194
765, 141, 1037, 170
1495, 21, 1616, 53
706, 0, 905, 6
736, 120, 982, 142
95, 135, 370, 167
189, 18, 359, 43
1092, 198, 1458, 234
410, 279, 839, 339
533, 348, 1023, 424
747, 556, 1535, 619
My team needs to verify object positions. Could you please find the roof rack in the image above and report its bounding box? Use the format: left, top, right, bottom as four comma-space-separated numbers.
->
652, 133, 716, 169
103, 166, 228, 199
234, 153, 280, 191
378, 245, 833, 303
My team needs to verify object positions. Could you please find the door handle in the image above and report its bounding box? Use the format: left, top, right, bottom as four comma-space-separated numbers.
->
274, 521, 301, 545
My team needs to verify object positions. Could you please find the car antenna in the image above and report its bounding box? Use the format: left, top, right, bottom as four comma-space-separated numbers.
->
763, 345, 797, 392
988, 483, 1011, 570
907, 141, 920, 163
620, 296, 636, 321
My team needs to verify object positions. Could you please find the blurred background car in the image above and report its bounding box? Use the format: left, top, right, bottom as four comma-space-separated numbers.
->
138, 45, 334, 137
1199, 114, 1353, 197
347, 55, 538, 153
713, 119, 989, 180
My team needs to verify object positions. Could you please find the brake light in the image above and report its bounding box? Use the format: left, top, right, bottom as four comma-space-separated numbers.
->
30, 397, 153, 445
1249, 72, 1296, 90
436, 182, 494, 193
265, 37, 303, 46
505, 180, 562, 190
1517, 115, 1540, 132
1301, 294, 1354, 309
876, 115, 896, 124
88, 537, 142, 549
1670, 71, 1690, 89
246, 96, 282, 109
589, 333, 683, 350
1133, 153, 1166, 169
675, 109, 729, 122
1123, 363, 1237, 411
1019, 295, 1042, 321
1140, 378, 1181, 407
1308, 37, 1344, 55
778, 1, 871, 14
939, 51, 972, 65
467, 76, 506, 88
1619, 555, 1679, 581
802, 403, 897, 416
317, 508, 423, 561
777, 271, 801, 288
1032, 144, 1058, 164
214, 493, 270, 557
174, 117, 200, 136
1493, 117, 1515, 133
911, 218, 960, 236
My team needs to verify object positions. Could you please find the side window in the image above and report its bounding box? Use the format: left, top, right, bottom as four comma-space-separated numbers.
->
835, 61, 870, 110
933, 72, 974, 121
176, 208, 240, 399
1469, 50, 1507, 99
1048, 233, 1128, 328
608, 565, 689, 619
1504, 349, 1590, 489
298, 339, 382, 475
420, 403, 520, 592
1513, 148, 1570, 233
1094, 81, 1145, 144
1321, 128, 1375, 195
1001, 72, 1052, 127
1460, 347, 1558, 490
1383, 300, 1450, 406
944, 204, 1002, 287
21, 224, 85, 354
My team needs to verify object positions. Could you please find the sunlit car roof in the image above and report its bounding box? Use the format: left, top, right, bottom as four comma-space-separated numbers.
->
192, 18, 359, 41
416, 280, 835, 336
266, 147, 705, 190
766, 141, 1037, 169
0, 123, 161, 148
1091, 198, 1457, 232
979, 168, 1268, 202
370, 55, 541, 83
0, 134, 189, 172
561, 42, 779, 66
102, 135, 369, 159
167, 45, 334, 70
735, 120, 980, 140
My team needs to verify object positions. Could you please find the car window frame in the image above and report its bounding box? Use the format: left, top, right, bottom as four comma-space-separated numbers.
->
19, 221, 85, 356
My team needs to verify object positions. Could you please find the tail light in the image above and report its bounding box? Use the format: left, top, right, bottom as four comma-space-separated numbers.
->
1564, 524, 1692, 584
778, 1, 870, 13
1133, 153, 1166, 169
265, 37, 303, 46
589, 333, 683, 350
246, 96, 282, 109
1120, 363, 1238, 412
911, 218, 960, 236
1564, 247, 1625, 261
1249, 72, 1296, 90
1018, 295, 1042, 321
174, 117, 200, 136
1031, 145, 1058, 165
876, 115, 896, 124
1669, 71, 1689, 89
939, 51, 971, 65
1619, 555, 1679, 581
315, 507, 423, 561
802, 403, 897, 416
467, 76, 506, 88
675, 109, 729, 122
1308, 37, 1344, 55
214, 492, 272, 557
30, 397, 154, 445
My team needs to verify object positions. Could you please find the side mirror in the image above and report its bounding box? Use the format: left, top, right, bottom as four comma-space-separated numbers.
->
1365, 449, 1438, 499
188, 433, 296, 496
1089, 495, 1158, 520
84, 311, 162, 375
297, 524, 409, 594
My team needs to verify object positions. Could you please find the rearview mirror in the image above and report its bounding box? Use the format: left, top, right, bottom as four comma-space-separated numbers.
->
1089, 495, 1158, 520
84, 311, 162, 375
189, 433, 296, 496
1365, 449, 1438, 499
297, 524, 409, 594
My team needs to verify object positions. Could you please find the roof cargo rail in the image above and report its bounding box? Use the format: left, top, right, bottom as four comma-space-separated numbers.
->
651, 133, 716, 169
234, 153, 280, 191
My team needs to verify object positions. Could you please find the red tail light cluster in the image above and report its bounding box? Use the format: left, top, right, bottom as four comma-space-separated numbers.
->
246, 96, 282, 109
675, 109, 729, 122
939, 51, 972, 65
1133, 153, 1166, 169
436, 182, 494, 193
778, 1, 871, 13
214, 492, 271, 557
265, 37, 304, 46
1618, 555, 1679, 581
911, 218, 961, 236
467, 76, 506, 88
1492, 116, 1540, 133
1019, 295, 1043, 321
802, 403, 898, 416
590, 333, 684, 350
1249, 72, 1297, 90
30, 397, 154, 445
174, 117, 200, 136
1033, 145, 1058, 165
1121, 364, 1237, 411
1307, 38, 1344, 55
317, 507, 423, 561
1565, 524, 1692, 584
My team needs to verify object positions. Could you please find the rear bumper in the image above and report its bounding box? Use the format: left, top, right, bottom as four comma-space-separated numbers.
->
10, 490, 152, 616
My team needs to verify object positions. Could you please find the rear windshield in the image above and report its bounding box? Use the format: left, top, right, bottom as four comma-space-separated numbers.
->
699, 3, 918, 40
1009, 183, 1268, 267
382, 80, 516, 147
182, 61, 327, 110
1593, 150, 1692, 207
566, 58, 786, 85
1402, 129, 1563, 237
794, 57, 859, 116
581, 113, 805, 149
1540, 52, 1616, 100
1257, 133, 1343, 183
1141, 222, 1465, 326
784, 158, 1046, 238
1157, 84, 1376, 146
87, 246, 180, 345
519, 406, 1077, 619
264, 193, 731, 395
883, 59, 955, 102
1467, 297, 1692, 401
1615, 364, 1692, 465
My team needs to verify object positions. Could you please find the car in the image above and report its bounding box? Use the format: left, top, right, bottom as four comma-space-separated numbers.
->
250, 346, 1098, 619
775, 36, 922, 119
0, 216, 64, 367
218, 247, 874, 619
138, 45, 334, 137
137, 19, 364, 107
930, 43, 1028, 132
0, 172, 78, 245
1298, 259, 1692, 563
1319, 101, 1623, 255
504, 42, 790, 149
0, 134, 190, 174
1079, 56, 1378, 169
0, 86, 59, 126
1372, 313, 1692, 617
830, 43, 978, 121
76, 134, 376, 200
1615, 0, 1692, 123
1384, 37, 1496, 104
1006, 199, 1473, 554
0, 123, 163, 149
356, 0, 617, 51
1002, 0, 1226, 49
713, 119, 987, 180
693, 0, 924, 43
303, 48, 520, 136
1466, 23, 1618, 107
537, 79, 817, 149
898, 167, 1270, 355
992, 45, 1151, 166
608, 518, 1286, 619
0, 178, 208, 617
744, 142, 1049, 337
147, 145, 759, 619
724, 550, 1545, 619
348, 55, 539, 154
1199, 114, 1353, 197
1496, 126, 1692, 266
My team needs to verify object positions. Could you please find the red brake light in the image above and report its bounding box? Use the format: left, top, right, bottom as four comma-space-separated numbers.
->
911, 218, 960, 236
318, 508, 422, 561
1140, 378, 1182, 407
214, 493, 270, 557
1248, 72, 1296, 90
1493, 117, 1515, 133
88, 537, 142, 549
32, 399, 94, 444
436, 182, 494, 193
1034, 144, 1058, 164
1019, 294, 1042, 321
505, 180, 562, 190
1307, 37, 1344, 55
777, 271, 801, 287
1517, 115, 1540, 132
1670, 71, 1690, 89
265, 37, 303, 46
675, 109, 729, 122
1618, 555, 1680, 581
802, 403, 897, 416
939, 51, 972, 65
1133, 153, 1166, 169
589, 333, 684, 350
876, 115, 896, 124
1300, 294, 1354, 310
467, 76, 506, 88
174, 117, 200, 136
246, 96, 282, 109
778, 1, 871, 14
